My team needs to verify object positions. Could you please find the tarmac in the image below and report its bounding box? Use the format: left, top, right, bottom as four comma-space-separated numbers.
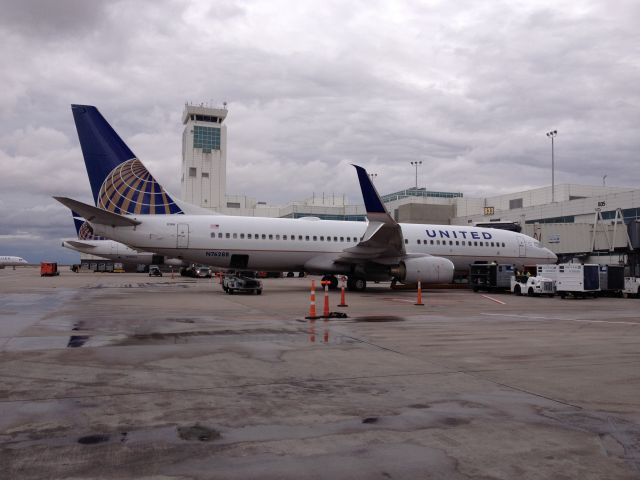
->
1, 267, 640, 479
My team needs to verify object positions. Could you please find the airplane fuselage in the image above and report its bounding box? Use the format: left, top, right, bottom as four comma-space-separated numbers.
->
90, 214, 556, 274
0, 256, 28, 268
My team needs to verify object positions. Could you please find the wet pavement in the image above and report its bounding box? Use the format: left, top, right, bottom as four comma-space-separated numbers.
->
1, 267, 640, 479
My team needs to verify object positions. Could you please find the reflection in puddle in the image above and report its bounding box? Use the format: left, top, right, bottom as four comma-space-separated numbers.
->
308, 319, 330, 344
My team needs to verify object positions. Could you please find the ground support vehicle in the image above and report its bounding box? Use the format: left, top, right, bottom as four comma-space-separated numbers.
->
223, 273, 262, 295
40, 262, 60, 277
624, 277, 640, 298
598, 265, 625, 297
195, 266, 213, 278
510, 275, 555, 297
545, 264, 600, 299
469, 263, 515, 292
148, 265, 163, 277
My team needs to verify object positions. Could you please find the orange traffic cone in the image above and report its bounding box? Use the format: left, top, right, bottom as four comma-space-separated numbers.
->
306, 280, 318, 318
415, 280, 424, 306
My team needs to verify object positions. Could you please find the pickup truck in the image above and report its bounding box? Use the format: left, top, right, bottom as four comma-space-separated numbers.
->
223, 273, 263, 295
510, 275, 555, 297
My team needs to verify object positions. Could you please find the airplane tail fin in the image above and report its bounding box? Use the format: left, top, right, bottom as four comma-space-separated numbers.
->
71, 104, 184, 215
71, 210, 106, 240
71, 210, 85, 236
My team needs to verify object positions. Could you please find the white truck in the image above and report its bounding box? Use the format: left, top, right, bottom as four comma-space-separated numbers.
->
623, 277, 640, 298
510, 275, 555, 297
542, 264, 600, 299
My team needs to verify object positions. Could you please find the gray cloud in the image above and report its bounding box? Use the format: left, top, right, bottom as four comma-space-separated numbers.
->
1, 0, 640, 261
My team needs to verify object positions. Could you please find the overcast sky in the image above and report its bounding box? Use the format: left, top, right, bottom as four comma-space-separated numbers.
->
1, 0, 639, 263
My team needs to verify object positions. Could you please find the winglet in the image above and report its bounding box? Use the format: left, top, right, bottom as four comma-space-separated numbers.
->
55, 197, 141, 227
353, 165, 388, 214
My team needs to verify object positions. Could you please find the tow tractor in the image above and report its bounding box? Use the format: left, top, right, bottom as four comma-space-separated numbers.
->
510, 274, 555, 297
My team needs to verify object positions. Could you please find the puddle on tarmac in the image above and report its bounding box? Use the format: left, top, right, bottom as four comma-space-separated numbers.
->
177, 425, 221, 442
352, 316, 405, 323
77, 434, 110, 445
67, 335, 90, 348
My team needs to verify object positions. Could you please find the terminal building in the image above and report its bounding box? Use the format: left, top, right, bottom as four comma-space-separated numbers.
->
177, 103, 640, 272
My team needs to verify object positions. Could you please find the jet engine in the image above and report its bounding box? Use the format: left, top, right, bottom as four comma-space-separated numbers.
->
391, 256, 455, 284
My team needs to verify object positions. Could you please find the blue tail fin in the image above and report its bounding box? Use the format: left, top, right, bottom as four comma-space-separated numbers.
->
71, 211, 84, 236
71, 105, 183, 215
71, 210, 106, 240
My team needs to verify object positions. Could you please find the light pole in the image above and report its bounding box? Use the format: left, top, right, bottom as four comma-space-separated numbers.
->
546, 130, 557, 202
410, 161, 422, 189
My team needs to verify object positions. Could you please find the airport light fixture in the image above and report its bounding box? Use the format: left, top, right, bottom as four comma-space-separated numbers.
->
546, 130, 558, 202
369, 173, 378, 182
410, 161, 422, 189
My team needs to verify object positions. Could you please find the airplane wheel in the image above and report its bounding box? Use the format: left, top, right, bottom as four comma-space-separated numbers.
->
347, 277, 366, 291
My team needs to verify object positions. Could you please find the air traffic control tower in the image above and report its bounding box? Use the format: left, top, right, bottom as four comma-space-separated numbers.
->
180, 103, 228, 209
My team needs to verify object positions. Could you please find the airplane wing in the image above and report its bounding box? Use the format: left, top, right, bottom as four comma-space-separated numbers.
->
54, 197, 141, 227
335, 165, 405, 265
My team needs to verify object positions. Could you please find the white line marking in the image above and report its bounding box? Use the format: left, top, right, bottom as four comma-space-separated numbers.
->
481, 295, 506, 305
481, 313, 640, 325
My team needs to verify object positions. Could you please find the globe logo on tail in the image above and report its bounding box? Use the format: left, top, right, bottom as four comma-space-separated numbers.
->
97, 159, 183, 215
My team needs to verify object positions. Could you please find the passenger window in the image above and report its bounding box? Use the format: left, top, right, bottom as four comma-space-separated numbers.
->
436, 240, 440, 245
461, 241, 465, 246
313, 236, 317, 241
276, 235, 280, 240
417, 239, 421, 244
474, 241, 478, 246
491, 242, 494, 247
210, 233, 215, 238
449, 241, 453, 245
346, 237, 350, 242
262, 234, 266, 239
456, 241, 459, 245
502, 242, 506, 247
320, 236, 324, 241
269, 234, 273, 240
226, 233, 230, 239
305, 236, 310, 241
247, 234, 252, 239
479, 242, 483, 246
340, 237, 344, 242
283, 235, 287, 240
218, 233, 222, 238
404, 239, 408, 244
240, 233, 245, 239
233, 233, 237, 239
333, 236, 338, 241
327, 237, 331, 242
430, 240, 434, 245
299, 235, 303, 240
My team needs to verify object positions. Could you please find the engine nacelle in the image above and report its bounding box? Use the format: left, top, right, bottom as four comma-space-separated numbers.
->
391, 256, 455, 284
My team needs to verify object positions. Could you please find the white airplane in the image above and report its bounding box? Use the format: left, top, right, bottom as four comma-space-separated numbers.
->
55, 176, 557, 290
56, 104, 556, 290
61, 212, 186, 268
0, 256, 28, 269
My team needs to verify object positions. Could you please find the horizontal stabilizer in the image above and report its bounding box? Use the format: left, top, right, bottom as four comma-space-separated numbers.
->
54, 197, 141, 227
64, 240, 96, 249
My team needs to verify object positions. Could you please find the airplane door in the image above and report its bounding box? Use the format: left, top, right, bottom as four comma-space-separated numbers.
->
517, 236, 526, 257
177, 223, 189, 248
